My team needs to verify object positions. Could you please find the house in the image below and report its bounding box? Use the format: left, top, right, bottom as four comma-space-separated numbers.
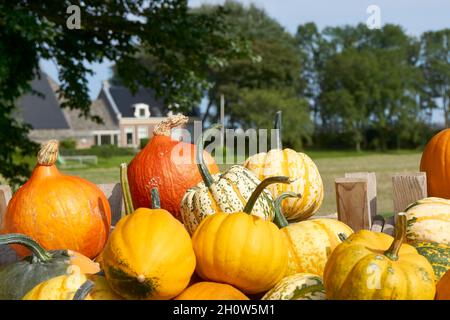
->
17, 71, 200, 148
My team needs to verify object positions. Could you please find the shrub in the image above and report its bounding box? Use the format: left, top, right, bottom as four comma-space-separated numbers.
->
59, 139, 77, 150
60, 145, 136, 157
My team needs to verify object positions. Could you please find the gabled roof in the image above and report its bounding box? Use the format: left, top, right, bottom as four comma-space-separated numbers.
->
17, 71, 70, 129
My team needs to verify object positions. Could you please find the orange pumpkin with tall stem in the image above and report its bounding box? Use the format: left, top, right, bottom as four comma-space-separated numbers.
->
0, 140, 111, 258
127, 114, 219, 219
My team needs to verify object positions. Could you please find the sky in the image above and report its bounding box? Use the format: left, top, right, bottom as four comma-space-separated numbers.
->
41, 0, 449, 107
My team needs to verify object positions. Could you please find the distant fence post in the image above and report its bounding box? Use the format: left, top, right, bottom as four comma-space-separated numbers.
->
335, 177, 370, 231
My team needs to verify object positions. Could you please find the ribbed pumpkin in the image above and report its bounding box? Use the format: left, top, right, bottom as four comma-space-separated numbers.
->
23, 273, 93, 300
175, 282, 249, 300
420, 128, 450, 199
127, 114, 219, 219
100, 164, 196, 300
0, 140, 111, 258
404, 197, 450, 245
181, 125, 276, 235
0, 233, 99, 300
244, 111, 323, 221
436, 269, 450, 300
262, 273, 326, 300
324, 213, 436, 300
192, 177, 290, 294
411, 241, 450, 281
273, 192, 353, 276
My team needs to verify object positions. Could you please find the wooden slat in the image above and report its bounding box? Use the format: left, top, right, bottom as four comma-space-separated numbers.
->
392, 173, 427, 219
370, 215, 385, 233
335, 178, 370, 231
345, 172, 377, 225
0, 185, 12, 227
97, 183, 123, 226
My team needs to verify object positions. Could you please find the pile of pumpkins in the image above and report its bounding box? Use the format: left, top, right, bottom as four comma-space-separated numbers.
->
0, 113, 450, 300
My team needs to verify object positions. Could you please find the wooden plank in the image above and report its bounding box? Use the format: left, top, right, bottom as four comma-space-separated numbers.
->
392, 173, 427, 219
345, 172, 377, 225
0, 185, 12, 227
335, 178, 370, 231
97, 183, 124, 226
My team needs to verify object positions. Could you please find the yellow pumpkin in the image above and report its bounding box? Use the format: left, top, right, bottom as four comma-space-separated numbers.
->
192, 177, 290, 294
23, 273, 92, 300
175, 282, 249, 300
404, 197, 450, 245
262, 273, 326, 300
323, 213, 436, 300
273, 192, 353, 276
100, 164, 196, 300
87, 275, 123, 300
244, 111, 323, 221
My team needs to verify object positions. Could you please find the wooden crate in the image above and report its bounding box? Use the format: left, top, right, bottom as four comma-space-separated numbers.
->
0, 172, 428, 265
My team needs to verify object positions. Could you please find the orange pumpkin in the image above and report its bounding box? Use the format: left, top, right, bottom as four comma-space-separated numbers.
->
127, 114, 219, 219
0, 140, 111, 258
420, 128, 450, 199
175, 282, 249, 300
436, 269, 450, 300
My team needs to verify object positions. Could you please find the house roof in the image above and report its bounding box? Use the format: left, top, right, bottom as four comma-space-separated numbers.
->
63, 99, 118, 131
17, 71, 70, 129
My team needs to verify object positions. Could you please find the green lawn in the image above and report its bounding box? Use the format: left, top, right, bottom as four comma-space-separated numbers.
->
60, 150, 423, 217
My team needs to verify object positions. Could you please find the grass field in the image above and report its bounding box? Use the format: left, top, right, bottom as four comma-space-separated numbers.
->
60, 150, 422, 217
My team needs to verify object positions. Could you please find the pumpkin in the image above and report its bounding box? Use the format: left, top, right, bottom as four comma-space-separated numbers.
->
100, 163, 196, 300
0, 140, 111, 258
323, 213, 436, 300
411, 241, 450, 281
175, 282, 249, 300
273, 192, 353, 276
420, 128, 450, 199
262, 273, 326, 300
0, 233, 99, 300
436, 269, 450, 300
181, 125, 277, 235
404, 197, 450, 245
87, 275, 123, 300
244, 111, 323, 221
192, 176, 290, 294
127, 114, 219, 219
23, 273, 93, 300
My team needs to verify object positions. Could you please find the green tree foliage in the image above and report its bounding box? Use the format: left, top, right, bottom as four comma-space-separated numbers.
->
0, 0, 245, 185
419, 29, 450, 126
191, 1, 312, 149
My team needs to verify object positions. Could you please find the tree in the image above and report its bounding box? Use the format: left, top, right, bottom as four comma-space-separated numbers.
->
0, 1, 245, 185
420, 29, 450, 127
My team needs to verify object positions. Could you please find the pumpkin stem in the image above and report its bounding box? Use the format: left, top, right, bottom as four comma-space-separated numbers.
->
273, 110, 282, 150
73, 280, 94, 300
120, 163, 135, 215
153, 114, 188, 136
196, 123, 222, 188
243, 176, 291, 215
384, 212, 407, 261
150, 187, 161, 209
273, 192, 301, 228
37, 140, 59, 166
0, 233, 52, 262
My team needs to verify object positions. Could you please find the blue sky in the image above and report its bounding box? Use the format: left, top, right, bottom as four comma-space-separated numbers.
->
41, 0, 449, 119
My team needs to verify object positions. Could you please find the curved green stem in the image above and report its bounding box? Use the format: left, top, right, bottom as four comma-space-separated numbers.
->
120, 163, 134, 215
196, 124, 222, 188
150, 188, 161, 209
73, 280, 94, 300
273, 110, 282, 150
384, 212, 407, 261
0, 233, 52, 262
273, 192, 301, 228
243, 176, 291, 215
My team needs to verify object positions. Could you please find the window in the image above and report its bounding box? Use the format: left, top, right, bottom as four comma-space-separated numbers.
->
133, 103, 150, 118
125, 127, 134, 146
138, 126, 148, 139
100, 135, 111, 145
139, 108, 146, 117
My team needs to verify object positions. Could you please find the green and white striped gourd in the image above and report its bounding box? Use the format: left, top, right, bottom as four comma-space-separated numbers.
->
180, 126, 278, 235
405, 197, 450, 245
262, 273, 326, 300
